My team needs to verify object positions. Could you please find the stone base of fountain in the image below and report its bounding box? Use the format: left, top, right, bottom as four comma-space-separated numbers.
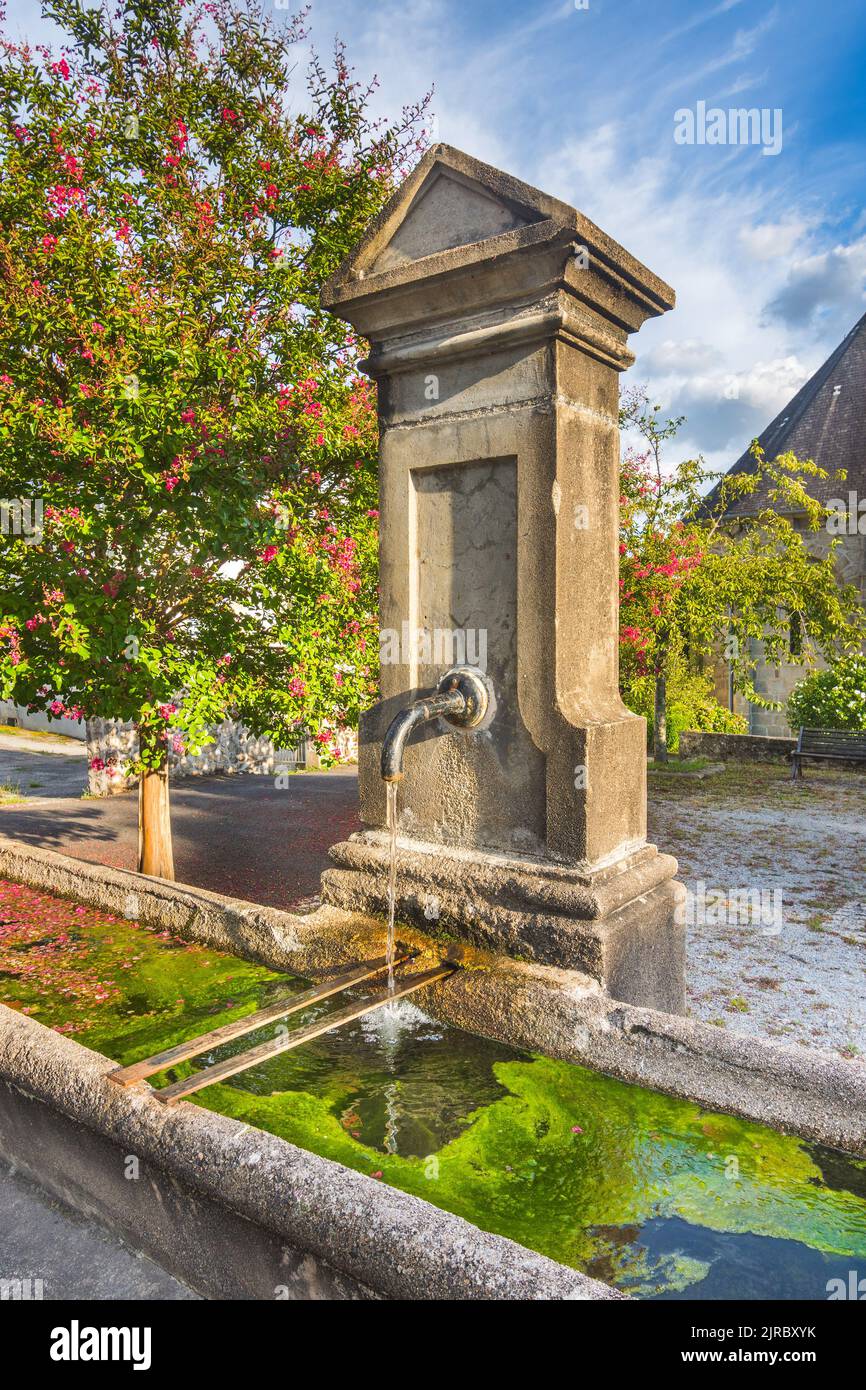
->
322, 833, 686, 1014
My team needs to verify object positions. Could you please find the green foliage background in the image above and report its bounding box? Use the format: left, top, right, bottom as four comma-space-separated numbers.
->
0, 0, 429, 767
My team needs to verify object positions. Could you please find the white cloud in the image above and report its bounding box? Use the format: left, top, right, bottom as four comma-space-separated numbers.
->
738, 219, 809, 261
763, 240, 866, 328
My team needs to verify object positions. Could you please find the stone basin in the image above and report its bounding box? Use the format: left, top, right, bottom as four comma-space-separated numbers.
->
2, 838, 866, 1301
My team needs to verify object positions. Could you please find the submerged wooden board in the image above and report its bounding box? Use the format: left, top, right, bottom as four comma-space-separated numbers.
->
107, 952, 415, 1087
154, 963, 457, 1106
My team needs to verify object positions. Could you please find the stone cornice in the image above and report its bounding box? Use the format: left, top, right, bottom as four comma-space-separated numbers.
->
360, 294, 637, 375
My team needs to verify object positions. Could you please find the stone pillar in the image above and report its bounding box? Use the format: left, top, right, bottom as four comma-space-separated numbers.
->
321, 146, 685, 1011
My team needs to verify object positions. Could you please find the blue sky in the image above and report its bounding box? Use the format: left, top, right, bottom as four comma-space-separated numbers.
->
9, 0, 866, 470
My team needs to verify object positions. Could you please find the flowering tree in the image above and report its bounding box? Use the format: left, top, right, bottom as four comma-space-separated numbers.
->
619, 389, 865, 760
0, 0, 429, 876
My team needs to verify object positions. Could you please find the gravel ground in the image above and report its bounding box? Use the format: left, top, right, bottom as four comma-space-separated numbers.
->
649, 762, 866, 1059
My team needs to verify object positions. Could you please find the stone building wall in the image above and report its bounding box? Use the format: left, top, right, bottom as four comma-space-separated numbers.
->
85, 719, 357, 797
721, 524, 866, 737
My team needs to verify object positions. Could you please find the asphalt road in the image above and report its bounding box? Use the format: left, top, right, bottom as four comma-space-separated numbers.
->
0, 762, 361, 909
0, 745, 89, 800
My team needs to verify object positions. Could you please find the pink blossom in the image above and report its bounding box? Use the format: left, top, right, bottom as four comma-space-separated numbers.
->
0, 624, 22, 665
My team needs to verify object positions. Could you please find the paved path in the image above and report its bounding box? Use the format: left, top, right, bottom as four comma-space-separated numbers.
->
0, 747, 89, 802
0, 1161, 198, 1300
0, 730, 86, 758
0, 765, 361, 909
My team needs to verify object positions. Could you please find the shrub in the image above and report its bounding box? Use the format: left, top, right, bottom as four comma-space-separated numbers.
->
623, 669, 747, 752
786, 656, 866, 732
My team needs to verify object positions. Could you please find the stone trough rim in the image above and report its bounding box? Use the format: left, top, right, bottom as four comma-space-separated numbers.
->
0, 832, 864, 1302
0, 1008, 615, 1301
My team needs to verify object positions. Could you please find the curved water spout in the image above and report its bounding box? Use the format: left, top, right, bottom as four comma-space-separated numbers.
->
380, 667, 490, 782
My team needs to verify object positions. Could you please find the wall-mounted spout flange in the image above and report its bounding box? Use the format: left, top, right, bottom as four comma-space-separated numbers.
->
381, 666, 491, 783
437, 666, 489, 729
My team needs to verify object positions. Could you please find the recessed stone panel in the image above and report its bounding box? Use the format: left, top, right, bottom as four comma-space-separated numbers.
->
406, 457, 546, 853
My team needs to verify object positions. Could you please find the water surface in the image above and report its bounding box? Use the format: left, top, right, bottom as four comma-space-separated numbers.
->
2, 877, 864, 1299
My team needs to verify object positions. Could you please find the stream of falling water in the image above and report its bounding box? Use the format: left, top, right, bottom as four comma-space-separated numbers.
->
386, 780, 399, 996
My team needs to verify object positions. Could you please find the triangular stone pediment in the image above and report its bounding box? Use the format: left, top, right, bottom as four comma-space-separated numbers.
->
370, 168, 536, 273
324, 145, 579, 298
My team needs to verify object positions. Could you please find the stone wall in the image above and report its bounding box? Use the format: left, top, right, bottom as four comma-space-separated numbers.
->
681, 729, 866, 768
679, 731, 797, 763
85, 719, 357, 797
0, 699, 86, 740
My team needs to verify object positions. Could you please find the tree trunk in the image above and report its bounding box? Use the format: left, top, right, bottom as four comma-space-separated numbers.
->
137, 728, 175, 879
653, 672, 668, 763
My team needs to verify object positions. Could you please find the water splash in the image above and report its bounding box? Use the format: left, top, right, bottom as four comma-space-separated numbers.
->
385, 780, 399, 995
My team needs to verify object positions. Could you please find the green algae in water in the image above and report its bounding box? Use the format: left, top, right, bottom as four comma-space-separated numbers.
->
3, 876, 866, 1300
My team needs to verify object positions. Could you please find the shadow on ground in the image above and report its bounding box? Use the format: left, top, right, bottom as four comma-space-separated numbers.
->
0, 769, 361, 910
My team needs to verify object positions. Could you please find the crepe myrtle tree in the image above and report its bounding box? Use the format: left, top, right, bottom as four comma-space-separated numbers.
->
618, 388, 865, 761
0, 0, 430, 877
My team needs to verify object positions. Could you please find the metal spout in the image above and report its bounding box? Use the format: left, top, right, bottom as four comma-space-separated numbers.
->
380, 667, 490, 783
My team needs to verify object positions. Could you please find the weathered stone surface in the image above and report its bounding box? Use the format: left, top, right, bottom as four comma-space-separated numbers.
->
323, 831, 686, 1011
2, 838, 864, 1157
320, 144, 682, 1007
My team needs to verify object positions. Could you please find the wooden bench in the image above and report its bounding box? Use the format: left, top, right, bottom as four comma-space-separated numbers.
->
790, 727, 866, 779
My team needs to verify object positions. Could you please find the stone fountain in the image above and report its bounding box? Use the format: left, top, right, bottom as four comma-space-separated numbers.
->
321, 146, 685, 1013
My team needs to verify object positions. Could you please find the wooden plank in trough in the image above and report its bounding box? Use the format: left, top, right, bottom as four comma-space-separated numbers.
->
107, 952, 416, 1087
153, 963, 457, 1106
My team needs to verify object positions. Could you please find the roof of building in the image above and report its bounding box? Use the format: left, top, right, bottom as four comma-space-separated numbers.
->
704, 308, 866, 519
